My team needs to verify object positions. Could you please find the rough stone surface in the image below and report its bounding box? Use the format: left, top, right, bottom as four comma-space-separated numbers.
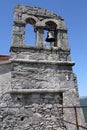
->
11, 60, 74, 90
0, 62, 11, 97
12, 4, 69, 50
0, 93, 63, 130
0, 4, 86, 130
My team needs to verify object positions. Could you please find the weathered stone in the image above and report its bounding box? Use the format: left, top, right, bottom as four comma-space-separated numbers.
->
0, 4, 86, 130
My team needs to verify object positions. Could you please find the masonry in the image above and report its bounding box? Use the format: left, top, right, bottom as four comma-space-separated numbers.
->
0, 4, 86, 130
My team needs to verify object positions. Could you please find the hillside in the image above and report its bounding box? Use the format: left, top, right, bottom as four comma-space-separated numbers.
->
80, 97, 87, 122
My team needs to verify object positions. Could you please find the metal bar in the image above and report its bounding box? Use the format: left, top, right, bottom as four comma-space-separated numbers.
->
62, 119, 87, 129
58, 105, 87, 108
74, 106, 79, 130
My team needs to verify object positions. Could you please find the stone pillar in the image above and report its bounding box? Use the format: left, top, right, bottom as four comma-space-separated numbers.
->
57, 29, 69, 50
36, 28, 45, 47
57, 29, 63, 48
12, 23, 25, 45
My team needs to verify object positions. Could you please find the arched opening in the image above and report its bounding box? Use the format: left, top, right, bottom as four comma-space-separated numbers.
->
25, 24, 36, 46
25, 18, 36, 46
46, 21, 57, 30
44, 21, 57, 47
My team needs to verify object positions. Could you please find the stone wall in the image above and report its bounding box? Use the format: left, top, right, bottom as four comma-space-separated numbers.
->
0, 4, 86, 130
10, 46, 71, 61
11, 60, 73, 90
0, 61, 11, 97
0, 91, 64, 130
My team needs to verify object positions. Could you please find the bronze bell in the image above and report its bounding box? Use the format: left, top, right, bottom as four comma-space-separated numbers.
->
46, 31, 56, 42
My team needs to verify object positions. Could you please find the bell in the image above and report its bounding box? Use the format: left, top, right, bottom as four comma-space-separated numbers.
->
46, 31, 56, 42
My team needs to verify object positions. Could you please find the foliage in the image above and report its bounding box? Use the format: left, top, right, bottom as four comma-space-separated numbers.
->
80, 97, 87, 122
83, 109, 87, 122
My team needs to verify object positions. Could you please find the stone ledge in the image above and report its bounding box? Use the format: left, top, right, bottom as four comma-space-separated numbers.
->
10, 45, 70, 51
0, 60, 11, 65
9, 89, 67, 94
10, 59, 75, 66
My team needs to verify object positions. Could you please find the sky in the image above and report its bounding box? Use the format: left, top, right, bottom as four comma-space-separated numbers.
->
0, 0, 87, 97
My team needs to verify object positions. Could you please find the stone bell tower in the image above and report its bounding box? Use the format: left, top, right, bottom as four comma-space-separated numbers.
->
0, 5, 85, 130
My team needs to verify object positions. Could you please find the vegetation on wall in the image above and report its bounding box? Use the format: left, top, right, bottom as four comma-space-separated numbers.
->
80, 97, 87, 122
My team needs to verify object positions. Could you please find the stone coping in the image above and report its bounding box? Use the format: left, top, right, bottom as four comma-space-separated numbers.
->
0, 60, 11, 65
0, 59, 74, 66
0, 59, 75, 66
10, 59, 75, 66
9, 89, 67, 94
10, 45, 70, 51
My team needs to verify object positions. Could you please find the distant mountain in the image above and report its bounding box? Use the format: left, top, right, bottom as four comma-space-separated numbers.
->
80, 97, 87, 122
80, 97, 87, 105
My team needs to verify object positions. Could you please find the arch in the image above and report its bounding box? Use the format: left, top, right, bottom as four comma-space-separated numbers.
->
25, 18, 36, 26
42, 19, 58, 47
46, 21, 57, 30
42, 19, 58, 29
24, 17, 37, 46
24, 15, 38, 25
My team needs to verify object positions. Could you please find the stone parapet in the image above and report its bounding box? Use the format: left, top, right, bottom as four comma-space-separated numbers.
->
10, 45, 71, 61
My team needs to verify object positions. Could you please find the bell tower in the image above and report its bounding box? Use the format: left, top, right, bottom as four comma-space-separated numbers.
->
0, 5, 85, 130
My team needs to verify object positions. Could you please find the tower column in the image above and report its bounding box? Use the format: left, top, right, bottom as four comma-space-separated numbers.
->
36, 28, 45, 47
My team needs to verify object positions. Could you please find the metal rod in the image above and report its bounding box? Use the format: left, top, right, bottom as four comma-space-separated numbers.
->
58, 105, 87, 108
74, 106, 79, 130
62, 119, 87, 129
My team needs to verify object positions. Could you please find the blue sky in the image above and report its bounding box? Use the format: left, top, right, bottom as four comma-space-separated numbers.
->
0, 0, 87, 97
